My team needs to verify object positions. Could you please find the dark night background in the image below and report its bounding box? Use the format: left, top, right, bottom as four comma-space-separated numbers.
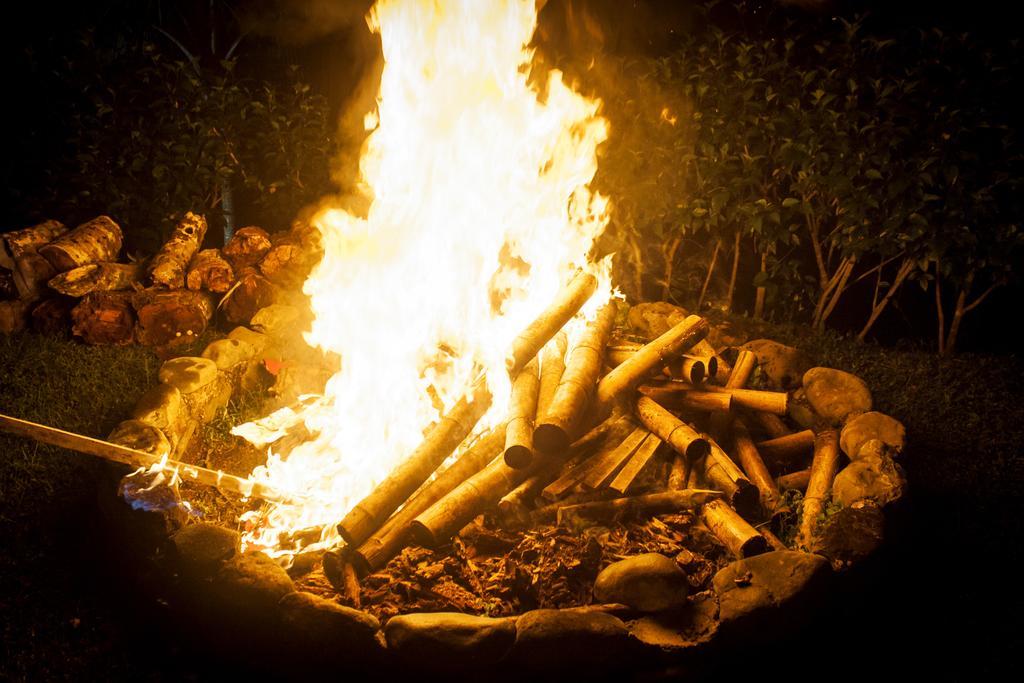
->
1, 1, 1021, 680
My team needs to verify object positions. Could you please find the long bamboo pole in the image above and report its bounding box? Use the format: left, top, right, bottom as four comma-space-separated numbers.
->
797, 430, 841, 549
507, 271, 597, 375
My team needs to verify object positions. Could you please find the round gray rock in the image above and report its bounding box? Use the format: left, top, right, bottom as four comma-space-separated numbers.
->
840, 411, 905, 459
201, 338, 256, 370
713, 550, 830, 627
130, 383, 182, 432
170, 522, 240, 576
814, 501, 886, 569
833, 452, 906, 507
280, 591, 382, 658
385, 612, 516, 669
802, 367, 872, 425
215, 551, 295, 615
159, 356, 218, 393
511, 608, 634, 673
593, 553, 690, 612
741, 339, 810, 389
108, 420, 171, 458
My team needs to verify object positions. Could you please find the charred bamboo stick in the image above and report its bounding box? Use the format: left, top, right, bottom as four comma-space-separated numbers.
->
535, 333, 568, 421
594, 316, 709, 419
186, 248, 234, 293
337, 381, 492, 546
1, 219, 67, 268
702, 499, 770, 558
667, 452, 689, 491
797, 430, 841, 548
635, 396, 710, 463
692, 339, 731, 382
777, 468, 811, 492
732, 417, 786, 518
745, 410, 792, 439
0, 413, 294, 503
704, 440, 760, 518
353, 426, 505, 574
687, 456, 704, 489
557, 489, 722, 527
507, 271, 597, 376
579, 427, 650, 490
504, 358, 540, 468
535, 304, 617, 453
608, 434, 664, 494
757, 429, 815, 465
537, 415, 638, 501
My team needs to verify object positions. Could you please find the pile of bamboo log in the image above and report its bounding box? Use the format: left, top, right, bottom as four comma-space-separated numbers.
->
308, 275, 818, 595
0, 216, 319, 345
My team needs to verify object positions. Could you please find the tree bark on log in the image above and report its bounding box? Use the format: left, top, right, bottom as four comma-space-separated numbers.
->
186, 249, 234, 293
534, 304, 616, 454
148, 212, 208, 288
594, 315, 709, 418
133, 289, 214, 347
30, 297, 75, 335
48, 262, 142, 297
507, 271, 597, 376
797, 430, 841, 548
220, 268, 278, 324
504, 358, 540, 468
39, 216, 122, 272
71, 291, 135, 345
337, 382, 492, 547
1, 219, 67, 269
702, 499, 770, 558
223, 226, 273, 271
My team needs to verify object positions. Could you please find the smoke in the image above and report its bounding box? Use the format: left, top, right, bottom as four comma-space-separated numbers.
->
238, 0, 374, 46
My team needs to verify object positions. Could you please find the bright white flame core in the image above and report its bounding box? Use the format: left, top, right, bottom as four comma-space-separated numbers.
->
239, 0, 612, 558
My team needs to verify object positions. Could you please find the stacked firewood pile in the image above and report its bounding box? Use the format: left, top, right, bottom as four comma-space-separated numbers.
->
0, 214, 319, 347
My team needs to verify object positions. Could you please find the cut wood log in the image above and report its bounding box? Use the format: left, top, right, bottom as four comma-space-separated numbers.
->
133, 289, 214, 347
507, 270, 598, 375
594, 315, 709, 418
635, 396, 710, 463
534, 303, 616, 453
556, 488, 722, 528
148, 212, 208, 288
504, 358, 540, 468
39, 216, 122, 272
186, 249, 234, 293
797, 430, 841, 548
223, 226, 273, 271
756, 429, 815, 467
1, 219, 67, 268
220, 268, 278, 324
579, 427, 650, 490
535, 332, 567, 421
608, 433, 664, 494
12, 253, 57, 300
337, 381, 492, 547
30, 297, 75, 336
777, 468, 810, 492
48, 262, 142, 297
352, 426, 506, 574
71, 291, 135, 345
0, 300, 30, 334
701, 499, 770, 558
732, 417, 786, 519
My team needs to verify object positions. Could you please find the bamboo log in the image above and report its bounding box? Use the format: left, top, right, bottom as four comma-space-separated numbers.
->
704, 439, 760, 518
777, 468, 810, 492
579, 427, 650, 490
337, 381, 492, 547
684, 386, 789, 416
507, 271, 598, 376
0, 413, 296, 504
797, 430, 841, 548
761, 528, 787, 551
48, 262, 142, 297
535, 333, 568, 421
606, 346, 709, 385
534, 304, 617, 453
504, 358, 540, 468
708, 348, 757, 439
635, 396, 710, 462
71, 291, 135, 345
702, 499, 770, 558
223, 226, 273, 271
541, 417, 638, 500
732, 417, 785, 518
220, 268, 278, 324
353, 427, 506, 574
608, 434, 664, 494
1, 219, 67, 268
692, 339, 731, 382
757, 429, 815, 466
186, 249, 234, 293
594, 316, 709, 418
639, 386, 733, 413
39, 216, 122, 272
746, 410, 791, 439
687, 455, 704, 489
556, 489, 722, 527
667, 452, 688, 490
133, 289, 215, 347
148, 212, 208, 288
507, 414, 635, 506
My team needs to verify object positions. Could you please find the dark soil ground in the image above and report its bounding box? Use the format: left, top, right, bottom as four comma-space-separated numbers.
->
1, 323, 1022, 681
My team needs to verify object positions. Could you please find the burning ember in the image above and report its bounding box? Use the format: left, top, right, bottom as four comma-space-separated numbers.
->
234, 0, 614, 560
